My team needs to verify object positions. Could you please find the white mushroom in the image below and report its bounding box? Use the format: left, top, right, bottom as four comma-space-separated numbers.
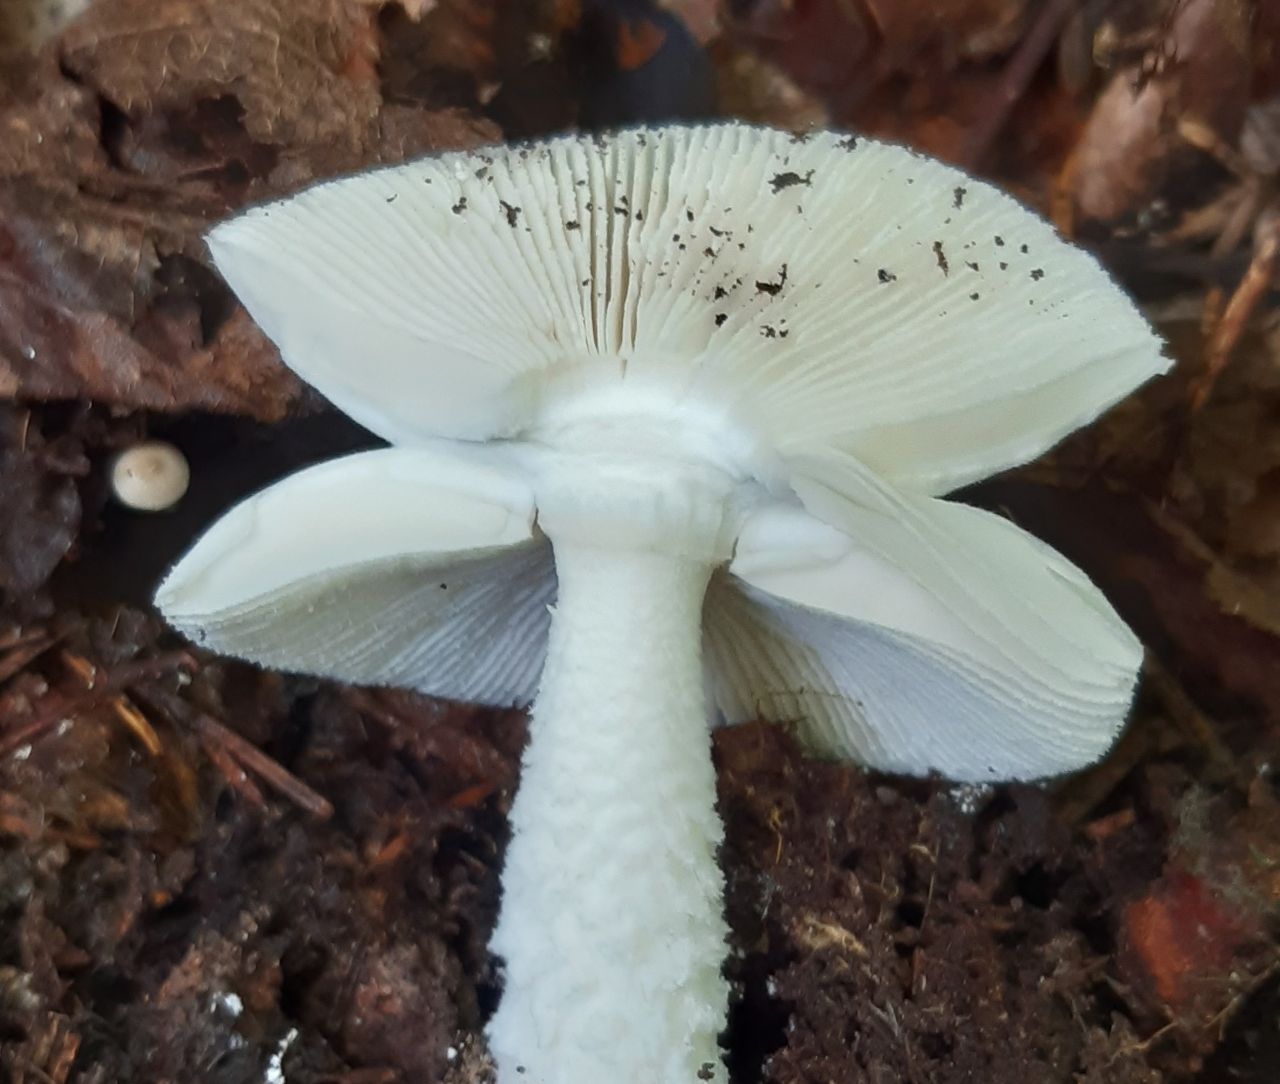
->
110, 440, 190, 512
155, 124, 1167, 1084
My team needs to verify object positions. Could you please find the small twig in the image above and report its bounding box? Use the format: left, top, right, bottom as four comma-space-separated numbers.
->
446, 781, 498, 810
961, 0, 1077, 170
197, 727, 268, 811
194, 714, 334, 821
315, 1069, 399, 1084
1142, 657, 1237, 779
1192, 215, 1280, 410
63, 648, 198, 695
0, 636, 57, 685
59, 650, 98, 689
128, 682, 333, 821
0, 626, 51, 653
108, 650, 200, 688
108, 696, 163, 757
0, 692, 76, 759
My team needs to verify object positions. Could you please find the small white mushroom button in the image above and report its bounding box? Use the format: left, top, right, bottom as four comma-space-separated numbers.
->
110, 440, 189, 512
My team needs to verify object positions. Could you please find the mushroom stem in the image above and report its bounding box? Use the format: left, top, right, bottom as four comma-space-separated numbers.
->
487, 538, 729, 1084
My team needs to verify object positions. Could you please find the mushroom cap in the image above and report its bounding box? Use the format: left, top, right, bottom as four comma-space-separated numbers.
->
156, 446, 552, 705
707, 449, 1141, 780
111, 440, 190, 512
158, 441, 1140, 779
161, 123, 1168, 782
208, 123, 1166, 495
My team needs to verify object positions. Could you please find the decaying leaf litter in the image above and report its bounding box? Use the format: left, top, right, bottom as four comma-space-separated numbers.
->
1, 0, 1279, 1081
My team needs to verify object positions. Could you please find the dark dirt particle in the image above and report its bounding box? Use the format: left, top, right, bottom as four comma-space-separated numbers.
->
769, 170, 814, 194
499, 201, 521, 227
715, 313, 727, 327
451, 196, 467, 214
838, 135, 858, 150
933, 241, 949, 275
385, 194, 397, 204
565, 220, 580, 231
878, 268, 896, 283
709, 226, 728, 237
704, 247, 716, 258
999, 261, 1009, 270
714, 286, 728, 300
755, 264, 788, 296
1030, 268, 1044, 281
994, 235, 1005, 246
686, 208, 694, 222
953, 186, 967, 208
965, 261, 979, 272
1020, 243, 1029, 254
970, 292, 981, 301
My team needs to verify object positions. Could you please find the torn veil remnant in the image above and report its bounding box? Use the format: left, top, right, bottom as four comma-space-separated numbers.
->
155, 124, 1168, 1084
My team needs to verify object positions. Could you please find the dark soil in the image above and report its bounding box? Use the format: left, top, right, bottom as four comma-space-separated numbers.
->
2, 1, 1280, 1082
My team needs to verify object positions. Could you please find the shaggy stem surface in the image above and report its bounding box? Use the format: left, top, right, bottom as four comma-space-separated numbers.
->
487, 538, 729, 1084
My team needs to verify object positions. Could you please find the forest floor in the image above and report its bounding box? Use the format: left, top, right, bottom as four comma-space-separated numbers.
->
1, 1, 1279, 1081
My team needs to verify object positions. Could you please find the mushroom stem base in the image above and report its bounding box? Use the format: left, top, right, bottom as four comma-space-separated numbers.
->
487, 540, 729, 1084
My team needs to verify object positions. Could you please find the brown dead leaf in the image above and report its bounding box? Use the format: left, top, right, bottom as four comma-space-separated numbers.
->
731, 0, 877, 102
714, 48, 830, 133
0, 181, 300, 418
1064, 0, 1254, 228
0, 0, 91, 57
59, 0, 382, 150
1172, 316, 1280, 601
0, 0, 498, 419
1119, 784, 1280, 1022
863, 0, 1027, 64
660, 0, 720, 45
0, 408, 80, 597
